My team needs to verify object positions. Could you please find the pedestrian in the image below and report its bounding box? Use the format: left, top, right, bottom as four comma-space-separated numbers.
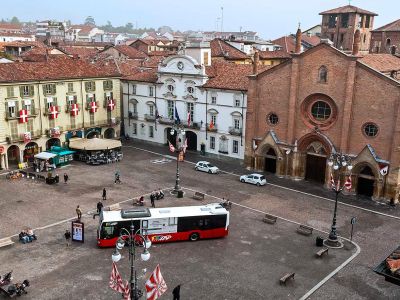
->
64, 229, 71, 246
64, 173, 68, 184
102, 188, 107, 200
150, 193, 155, 208
97, 201, 103, 214
76, 205, 82, 220
172, 284, 181, 300
114, 171, 121, 184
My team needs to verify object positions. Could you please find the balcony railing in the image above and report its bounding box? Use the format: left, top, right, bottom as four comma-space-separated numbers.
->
128, 111, 138, 120
85, 101, 99, 111
43, 105, 61, 116
158, 116, 175, 125
207, 123, 218, 132
183, 121, 201, 130
84, 117, 121, 128
65, 104, 80, 113
229, 126, 242, 136
5, 108, 39, 120
6, 130, 42, 143
144, 114, 156, 122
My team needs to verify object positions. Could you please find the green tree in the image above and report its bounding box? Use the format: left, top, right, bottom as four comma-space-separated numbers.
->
10, 16, 20, 24
84, 16, 95, 26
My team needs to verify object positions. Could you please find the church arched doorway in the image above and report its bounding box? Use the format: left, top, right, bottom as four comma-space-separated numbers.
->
185, 131, 197, 151
357, 166, 375, 198
7, 145, 20, 167
264, 148, 277, 174
104, 128, 115, 139
24, 142, 39, 162
304, 142, 328, 184
46, 138, 60, 150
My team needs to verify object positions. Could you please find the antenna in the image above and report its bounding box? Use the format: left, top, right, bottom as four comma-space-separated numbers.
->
221, 7, 224, 33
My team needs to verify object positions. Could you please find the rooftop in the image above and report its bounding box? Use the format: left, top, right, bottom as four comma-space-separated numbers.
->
113, 45, 148, 59
373, 19, 400, 32
258, 50, 291, 60
210, 38, 249, 60
319, 5, 377, 16
359, 54, 400, 73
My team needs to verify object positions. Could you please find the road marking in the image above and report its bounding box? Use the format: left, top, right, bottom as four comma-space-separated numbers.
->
126, 145, 400, 220
181, 186, 361, 300
150, 158, 172, 164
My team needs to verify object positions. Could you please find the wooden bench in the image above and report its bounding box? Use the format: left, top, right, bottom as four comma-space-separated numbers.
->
316, 248, 329, 258
279, 272, 295, 285
263, 214, 277, 224
0, 237, 14, 248
296, 225, 313, 236
193, 192, 205, 201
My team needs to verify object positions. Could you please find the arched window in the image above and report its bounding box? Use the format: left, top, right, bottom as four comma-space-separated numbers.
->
318, 66, 328, 83
386, 38, 391, 47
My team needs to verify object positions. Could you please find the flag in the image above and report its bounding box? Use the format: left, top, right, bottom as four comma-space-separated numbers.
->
187, 111, 191, 127
107, 99, 115, 111
109, 262, 124, 293
344, 176, 352, 191
168, 141, 175, 153
49, 105, 59, 119
122, 280, 130, 300
70, 103, 79, 116
183, 138, 188, 154
174, 107, 180, 124
336, 178, 340, 191
209, 119, 214, 130
380, 165, 388, 176
330, 173, 335, 188
145, 264, 167, 300
90, 101, 98, 113
19, 109, 28, 123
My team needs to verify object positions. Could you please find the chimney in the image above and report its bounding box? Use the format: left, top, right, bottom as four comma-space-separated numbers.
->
253, 50, 259, 74
295, 25, 302, 54
352, 29, 361, 56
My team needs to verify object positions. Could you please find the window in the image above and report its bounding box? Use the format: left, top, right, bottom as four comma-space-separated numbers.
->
318, 66, 328, 83
67, 83, 74, 93
386, 38, 391, 47
67, 95, 77, 107
211, 93, 217, 104
7, 101, 16, 118
90, 113, 95, 126
104, 92, 113, 108
149, 126, 154, 138
103, 80, 113, 90
149, 105, 154, 116
210, 136, 215, 149
267, 113, 279, 125
328, 14, 337, 28
46, 97, 57, 109
20, 85, 34, 97
234, 94, 241, 107
132, 84, 136, 95
203, 51, 209, 65
149, 86, 154, 97
363, 34, 367, 44
219, 136, 228, 154
131, 102, 137, 114
363, 123, 379, 137
211, 115, 217, 125
167, 101, 174, 119
132, 123, 137, 135
26, 119, 33, 133
365, 15, 371, 28
187, 102, 194, 123
24, 99, 33, 114
234, 118, 240, 129
233, 140, 239, 154
340, 33, 345, 44
43, 84, 56, 95
70, 115, 76, 128
167, 84, 175, 92
85, 81, 96, 92
6, 87, 15, 98
341, 14, 349, 28
187, 86, 194, 94
10, 120, 18, 138
49, 118, 55, 129
311, 101, 331, 121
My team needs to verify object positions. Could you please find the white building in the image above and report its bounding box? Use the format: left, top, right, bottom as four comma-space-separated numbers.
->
122, 44, 250, 159
0, 33, 35, 42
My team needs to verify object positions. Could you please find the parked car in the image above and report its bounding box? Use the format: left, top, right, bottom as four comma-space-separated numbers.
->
195, 161, 219, 174
239, 174, 266, 186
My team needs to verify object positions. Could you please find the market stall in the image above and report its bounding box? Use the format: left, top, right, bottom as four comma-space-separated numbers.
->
48, 146, 75, 167
33, 152, 57, 172
68, 138, 123, 165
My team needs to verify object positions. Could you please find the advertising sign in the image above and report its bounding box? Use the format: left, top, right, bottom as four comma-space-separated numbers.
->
71, 221, 84, 243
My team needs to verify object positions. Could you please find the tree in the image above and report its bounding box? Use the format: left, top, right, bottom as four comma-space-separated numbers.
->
10, 16, 20, 24
126, 22, 133, 30
84, 16, 95, 26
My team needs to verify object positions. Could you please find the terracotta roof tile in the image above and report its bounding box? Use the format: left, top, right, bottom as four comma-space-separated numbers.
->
258, 50, 291, 59
2, 41, 46, 48
210, 38, 249, 60
148, 50, 176, 56
114, 45, 148, 59
272, 34, 320, 53
0, 23, 23, 30
319, 5, 377, 16
373, 19, 400, 32
60, 46, 99, 58
359, 54, 400, 73
0, 56, 120, 83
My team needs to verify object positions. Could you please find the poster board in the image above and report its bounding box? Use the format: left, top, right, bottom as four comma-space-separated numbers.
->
71, 221, 84, 243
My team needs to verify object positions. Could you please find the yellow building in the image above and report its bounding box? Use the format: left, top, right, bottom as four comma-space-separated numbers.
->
0, 57, 121, 169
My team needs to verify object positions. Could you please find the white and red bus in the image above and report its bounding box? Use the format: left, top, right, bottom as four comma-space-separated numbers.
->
97, 203, 229, 247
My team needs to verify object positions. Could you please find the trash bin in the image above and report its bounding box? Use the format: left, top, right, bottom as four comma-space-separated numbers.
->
316, 236, 324, 247
177, 190, 184, 198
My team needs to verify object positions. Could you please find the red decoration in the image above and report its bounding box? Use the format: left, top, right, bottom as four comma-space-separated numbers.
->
145, 264, 168, 300
49, 105, 59, 119
23, 132, 31, 143
107, 99, 115, 111
70, 103, 79, 116
19, 109, 28, 123
90, 101, 98, 113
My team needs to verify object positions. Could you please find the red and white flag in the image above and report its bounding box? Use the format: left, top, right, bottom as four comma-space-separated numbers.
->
145, 264, 167, 300
108, 99, 115, 111
183, 138, 188, 154
70, 103, 79, 116
19, 109, 28, 123
49, 105, 59, 119
168, 141, 175, 153
90, 101, 98, 113
122, 280, 130, 300
330, 173, 335, 188
209, 119, 214, 130
344, 176, 352, 191
187, 112, 191, 127
109, 262, 124, 293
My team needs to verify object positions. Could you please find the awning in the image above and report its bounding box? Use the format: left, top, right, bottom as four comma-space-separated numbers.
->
69, 138, 122, 151
34, 152, 57, 160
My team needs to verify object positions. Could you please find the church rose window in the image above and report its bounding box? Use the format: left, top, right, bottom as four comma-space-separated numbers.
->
311, 101, 331, 121
267, 113, 279, 125
363, 123, 379, 137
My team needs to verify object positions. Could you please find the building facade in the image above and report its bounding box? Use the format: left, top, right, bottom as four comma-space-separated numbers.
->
244, 39, 400, 201
370, 19, 400, 55
0, 58, 121, 170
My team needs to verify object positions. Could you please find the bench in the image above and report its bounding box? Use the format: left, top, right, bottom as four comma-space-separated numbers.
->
193, 192, 205, 201
263, 214, 277, 224
296, 225, 313, 236
279, 272, 295, 285
316, 248, 329, 258
0, 237, 14, 248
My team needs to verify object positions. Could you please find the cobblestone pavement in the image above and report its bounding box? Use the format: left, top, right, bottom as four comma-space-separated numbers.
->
0, 143, 399, 299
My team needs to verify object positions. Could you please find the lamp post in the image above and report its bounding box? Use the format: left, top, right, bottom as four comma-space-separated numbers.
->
324, 153, 352, 248
111, 224, 152, 300
170, 125, 185, 194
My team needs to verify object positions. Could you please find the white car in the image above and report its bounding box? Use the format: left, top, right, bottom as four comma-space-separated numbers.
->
240, 174, 266, 186
195, 161, 219, 174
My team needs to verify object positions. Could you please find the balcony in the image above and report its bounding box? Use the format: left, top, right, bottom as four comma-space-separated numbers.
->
65, 105, 80, 113
207, 123, 218, 132
144, 114, 156, 122
158, 116, 175, 125
43, 105, 61, 116
183, 121, 201, 130
128, 111, 138, 120
86, 117, 121, 128
6, 130, 42, 143
64, 124, 83, 131
5, 108, 39, 121
85, 101, 99, 111
229, 126, 242, 136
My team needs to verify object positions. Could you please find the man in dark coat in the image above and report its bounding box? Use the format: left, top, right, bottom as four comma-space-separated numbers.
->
172, 285, 181, 300
102, 188, 107, 200
150, 193, 155, 208
64, 173, 69, 184
97, 201, 103, 214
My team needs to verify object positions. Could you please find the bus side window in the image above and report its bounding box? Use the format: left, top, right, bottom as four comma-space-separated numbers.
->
142, 220, 148, 229
168, 217, 177, 226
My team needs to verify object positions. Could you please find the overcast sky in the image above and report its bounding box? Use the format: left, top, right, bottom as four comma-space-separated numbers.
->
1, 0, 397, 39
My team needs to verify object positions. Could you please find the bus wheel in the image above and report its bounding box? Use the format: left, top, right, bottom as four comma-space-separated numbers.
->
189, 233, 199, 241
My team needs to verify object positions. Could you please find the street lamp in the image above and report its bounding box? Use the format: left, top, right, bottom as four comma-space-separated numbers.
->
324, 152, 352, 248
170, 125, 185, 194
111, 223, 152, 300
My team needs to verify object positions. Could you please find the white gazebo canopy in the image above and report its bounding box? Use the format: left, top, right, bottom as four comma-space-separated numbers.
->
34, 152, 57, 160
69, 138, 122, 151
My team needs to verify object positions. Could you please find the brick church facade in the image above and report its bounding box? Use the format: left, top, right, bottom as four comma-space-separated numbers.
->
244, 30, 400, 201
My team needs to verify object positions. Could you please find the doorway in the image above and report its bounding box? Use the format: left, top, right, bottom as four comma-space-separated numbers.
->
46, 138, 60, 150
185, 131, 197, 151
264, 148, 277, 174
7, 145, 20, 167
305, 154, 326, 183
357, 166, 375, 198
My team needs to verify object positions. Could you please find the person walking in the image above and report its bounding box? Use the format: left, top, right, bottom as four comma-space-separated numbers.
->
64, 173, 69, 184
172, 284, 181, 300
97, 201, 103, 214
76, 205, 82, 220
114, 171, 121, 184
102, 188, 107, 200
150, 193, 155, 208
64, 229, 71, 246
